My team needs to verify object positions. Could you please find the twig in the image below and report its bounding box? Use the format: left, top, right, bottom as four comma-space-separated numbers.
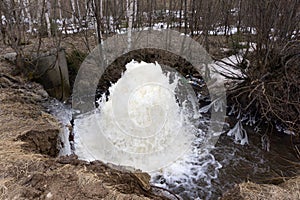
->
151, 185, 181, 200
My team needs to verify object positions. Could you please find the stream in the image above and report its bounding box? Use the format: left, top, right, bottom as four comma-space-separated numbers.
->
48, 61, 299, 200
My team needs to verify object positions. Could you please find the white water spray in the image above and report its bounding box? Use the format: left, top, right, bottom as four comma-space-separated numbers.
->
74, 61, 221, 199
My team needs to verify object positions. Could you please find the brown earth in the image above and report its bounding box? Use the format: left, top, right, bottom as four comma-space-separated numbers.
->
0, 59, 170, 200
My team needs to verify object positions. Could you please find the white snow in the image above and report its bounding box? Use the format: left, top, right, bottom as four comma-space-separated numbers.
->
46, 192, 53, 198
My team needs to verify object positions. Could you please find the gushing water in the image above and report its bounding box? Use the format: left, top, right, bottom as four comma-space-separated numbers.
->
74, 61, 221, 199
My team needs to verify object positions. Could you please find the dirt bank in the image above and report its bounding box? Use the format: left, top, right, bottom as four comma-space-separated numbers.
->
0, 59, 169, 200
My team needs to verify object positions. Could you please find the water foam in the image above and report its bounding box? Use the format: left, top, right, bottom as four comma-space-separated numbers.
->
74, 60, 221, 199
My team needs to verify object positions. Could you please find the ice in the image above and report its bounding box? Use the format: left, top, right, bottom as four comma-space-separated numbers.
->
227, 120, 249, 145
47, 99, 73, 156
199, 97, 225, 114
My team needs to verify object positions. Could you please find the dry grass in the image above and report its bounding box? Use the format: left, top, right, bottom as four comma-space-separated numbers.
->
76, 166, 101, 186
222, 177, 300, 200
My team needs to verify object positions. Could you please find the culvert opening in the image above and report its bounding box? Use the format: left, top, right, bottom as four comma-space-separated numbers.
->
95, 48, 205, 101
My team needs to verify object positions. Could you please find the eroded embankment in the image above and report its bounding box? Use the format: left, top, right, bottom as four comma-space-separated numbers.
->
0, 60, 169, 200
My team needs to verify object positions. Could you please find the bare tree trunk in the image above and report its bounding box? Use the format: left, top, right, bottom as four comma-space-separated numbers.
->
17, 0, 25, 20
70, 0, 76, 25
85, 0, 91, 22
0, 9, 6, 44
163, 0, 167, 19
57, 0, 62, 20
45, 0, 52, 37
93, 0, 103, 44
190, 0, 195, 36
136, 0, 141, 29
134, 0, 137, 25
100, 0, 103, 20
105, 0, 109, 36
179, 0, 183, 31
220, 0, 229, 36
36, 0, 43, 25
203, 1, 211, 52
76, 0, 81, 20
237, 0, 243, 35
147, 0, 152, 27
111, 0, 116, 32
167, 0, 173, 29
2, 0, 24, 68
127, 0, 133, 49
23, 0, 33, 34
193, 0, 201, 35
184, 0, 188, 34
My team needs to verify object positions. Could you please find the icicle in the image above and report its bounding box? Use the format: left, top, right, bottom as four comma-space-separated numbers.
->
199, 103, 212, 114
199, 97, 224, 114
246, 114, 256, 126
213, 98, 225, 112
227, 120, 248, 145
228, 104, 238, 116
261, 134, 270, 151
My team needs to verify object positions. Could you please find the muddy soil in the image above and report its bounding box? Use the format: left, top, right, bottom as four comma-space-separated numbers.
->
0, 59, 170, 200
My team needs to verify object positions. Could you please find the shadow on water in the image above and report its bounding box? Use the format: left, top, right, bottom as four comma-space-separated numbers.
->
210, 127, 300, 199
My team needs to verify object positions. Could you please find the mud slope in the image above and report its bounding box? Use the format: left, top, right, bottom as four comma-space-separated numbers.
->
0, 60, 169, 200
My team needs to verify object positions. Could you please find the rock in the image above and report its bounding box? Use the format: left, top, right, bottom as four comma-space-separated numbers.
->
133, 171, 152, 191
2, 52, 17, 62
105, 163, 152, 191
35, 88, 49, 98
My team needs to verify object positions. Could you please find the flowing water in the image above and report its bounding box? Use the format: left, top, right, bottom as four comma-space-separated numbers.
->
56, 61, 299, 200
73, 61, 223, 199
